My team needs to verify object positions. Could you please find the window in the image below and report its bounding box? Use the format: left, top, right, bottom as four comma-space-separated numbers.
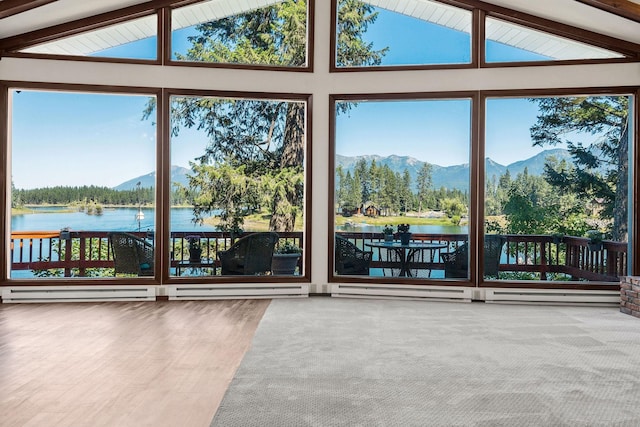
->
485, 17, 625, 63
9, 89, 157, 279
168, 93, 308, 278
171, 0, 309, 68
19, 15, 158, 60
484, 94, 633, 282
333, 96, 472, 280
334, 0, 472, 68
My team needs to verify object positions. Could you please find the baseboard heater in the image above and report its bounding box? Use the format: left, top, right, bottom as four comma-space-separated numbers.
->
331, 283, 472, 302
1, 285, 156, 303
167, 283, 309, 300
485, 288, 619, 305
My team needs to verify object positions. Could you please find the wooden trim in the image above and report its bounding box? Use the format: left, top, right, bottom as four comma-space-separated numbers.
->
472, 8, 482, 68
328, 91, 477, 284
159, 88, 170, 282
330, 0, 475, 72
329, 0, 640, 73
632, 88, 640, 276
167, 59, 313, 73
0, 83, 7, 283
0, 0, 314, 71
157, 8, 166, 66
480, 86, 638, 98
328, 95, 337, 277
0, 0, 57, 19
0, 1, 171, 52
161, 88, 313, 283
304, 93, 313, 281
480, 86, 638, 285
0, 81, 161, 286
481, 4, 640, 59
328, 86, 638, 288
470, 91, 480, 285
0, 80, 160, 96
0, 51, 161, 65
164, 0, 314, 72
329, 0, 337, 73
576, 0, 640, 23
307, 0, 315, 72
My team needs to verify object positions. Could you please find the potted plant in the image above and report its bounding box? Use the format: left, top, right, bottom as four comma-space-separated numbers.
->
271, 241, 302, 275
59, 227, 71, 240
397, 223, 411, 245
382, 224, 394, 242
551, 232, 564, 244
586, 230, 603, 251
185, 235, 202, 262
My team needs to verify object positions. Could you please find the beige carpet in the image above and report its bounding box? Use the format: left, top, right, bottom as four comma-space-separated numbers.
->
212, 297, 640, 426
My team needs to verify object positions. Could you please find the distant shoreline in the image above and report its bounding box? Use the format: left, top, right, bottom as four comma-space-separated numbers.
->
11, 204, 194, 216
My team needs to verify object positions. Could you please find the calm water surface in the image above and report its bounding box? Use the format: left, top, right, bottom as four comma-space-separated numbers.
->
11, 206, 216, 232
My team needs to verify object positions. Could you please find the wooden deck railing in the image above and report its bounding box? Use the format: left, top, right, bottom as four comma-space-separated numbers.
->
9, 231, 626, 282
336, 232, 627, 282
10, 231, 304, 278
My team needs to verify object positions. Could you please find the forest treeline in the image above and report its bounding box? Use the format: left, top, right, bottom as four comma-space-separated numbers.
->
12, 185, 160, 206
336, 159, 468, 224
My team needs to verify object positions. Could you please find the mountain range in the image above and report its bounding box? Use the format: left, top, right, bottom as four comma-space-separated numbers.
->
113, 165, 192, 191
335, 148, 571, 191
114, 148, 571, 192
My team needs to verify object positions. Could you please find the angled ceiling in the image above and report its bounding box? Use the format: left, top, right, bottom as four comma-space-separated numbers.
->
0, 0, 639, 50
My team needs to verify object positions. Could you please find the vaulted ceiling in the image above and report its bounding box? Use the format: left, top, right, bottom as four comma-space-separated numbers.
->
0, 0, 639, 47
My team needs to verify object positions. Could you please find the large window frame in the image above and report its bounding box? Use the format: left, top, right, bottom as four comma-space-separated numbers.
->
0, 82, 313, 285
329, 0, 640, 73
0, 0, 316, 72
2, 81, 162, 284
161, 88, 313, 284
328, 87, 639, 290
329, 91, 480, 285
0, 1, 638, 294
480, 87, 638, 289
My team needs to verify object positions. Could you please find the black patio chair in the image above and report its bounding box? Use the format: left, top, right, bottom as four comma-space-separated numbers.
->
108, 232, 154, 276
441, 234, 506, 279
217, 232, 279, 275
335, 236, 373, 275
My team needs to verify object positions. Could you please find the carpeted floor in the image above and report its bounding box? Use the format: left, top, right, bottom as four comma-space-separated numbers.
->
211, 297, 640, 426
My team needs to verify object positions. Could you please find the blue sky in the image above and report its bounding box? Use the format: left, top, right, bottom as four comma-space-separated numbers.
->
11, 6, 567, 189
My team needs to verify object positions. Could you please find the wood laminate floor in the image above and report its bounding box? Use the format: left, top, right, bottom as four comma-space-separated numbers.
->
0, 299, 270, 427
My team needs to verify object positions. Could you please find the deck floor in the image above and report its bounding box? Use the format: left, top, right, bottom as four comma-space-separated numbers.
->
0, 299, 269, 427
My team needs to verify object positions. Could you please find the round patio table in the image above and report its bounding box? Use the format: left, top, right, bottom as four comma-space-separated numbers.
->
365, 241, 448, 277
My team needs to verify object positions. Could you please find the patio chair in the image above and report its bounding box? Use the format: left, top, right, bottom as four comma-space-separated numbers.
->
335, 236, 373, 275
441, 235, 505, 279
108, 232, 154, 276
218, 232, 279, 275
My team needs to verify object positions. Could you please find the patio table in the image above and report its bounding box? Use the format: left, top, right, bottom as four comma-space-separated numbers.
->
176, 259, 217, 276
365, 241, 448, 277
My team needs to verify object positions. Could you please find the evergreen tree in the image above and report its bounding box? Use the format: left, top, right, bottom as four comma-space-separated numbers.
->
145, 0, 385, 232
530, 96, 629, 240
355, 158, 371, 204
416, 163, 433, 214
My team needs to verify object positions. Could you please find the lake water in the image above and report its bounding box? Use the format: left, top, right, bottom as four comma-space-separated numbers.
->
12, 207, 468, 235
11, 206, 217, 232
